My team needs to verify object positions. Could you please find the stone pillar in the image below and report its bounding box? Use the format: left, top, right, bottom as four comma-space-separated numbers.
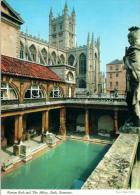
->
114, 110, 118, 134
42, 111, 49, 133
1, 118, 5, 138
23, 116, 26, 131
14, 115, 23, 143
60, 107, 66, 135
85, 109, 90, 138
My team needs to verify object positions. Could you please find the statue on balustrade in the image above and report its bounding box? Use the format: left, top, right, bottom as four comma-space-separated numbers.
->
123, 26, 140, 127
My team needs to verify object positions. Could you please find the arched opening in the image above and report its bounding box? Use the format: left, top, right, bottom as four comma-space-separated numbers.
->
24, 85, 45, 99
1, 83, 18, 100
98, 115, 114, 135
67, 71, 74, 82
20, 42, 24, 59
49, 87, 63, 98
68, 55, 75, 66
76, 113, 85, 134
79, 53, 86, 75
51, 51, 57, 65
29, 45, 36, 61
41, 48, 47, 64
60, 54, 65, 64
79, 79, 86, 88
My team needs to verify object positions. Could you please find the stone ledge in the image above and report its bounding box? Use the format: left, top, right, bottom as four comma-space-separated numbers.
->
82, 133, 139, 189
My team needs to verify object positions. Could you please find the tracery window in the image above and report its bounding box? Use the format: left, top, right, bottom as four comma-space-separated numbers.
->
24, 85, 44, 99
68, 55, 75, 66
29, 45, 36, 61
49, 87, 63, 98
52, 51, 57, 65
20, 42, 24, 59
79, 79, 86, 88
60, 54, 65, 64
1, 83, 18, 100
41, 48, 47, 64
79, 53, 86, 75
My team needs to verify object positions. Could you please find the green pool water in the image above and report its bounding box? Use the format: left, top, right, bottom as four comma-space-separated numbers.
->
2, 140, 110, 189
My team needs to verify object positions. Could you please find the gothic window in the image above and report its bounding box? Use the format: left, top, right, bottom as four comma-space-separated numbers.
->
68, 54, 75, 66
79, 79, 86, 88
1, 83, 18, 100
60, 54, 65, 64
48, 58, 52, 65
29, 45, 36, 61
79, 53, 86, 75
110, 82, 112, 88
52, 34, 56, 38
49, 87, 63, 98
24, 85, 44, 99
53, 25, 56, 32
110, 73, 112, 78
60, 23, 63, 30
20, 42, 24, 59
41, 48, 47, 64
51, 51, 57, 65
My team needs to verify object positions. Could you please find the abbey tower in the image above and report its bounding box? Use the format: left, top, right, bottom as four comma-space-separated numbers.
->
49, 2, 76, 49
1, 1, 102, 95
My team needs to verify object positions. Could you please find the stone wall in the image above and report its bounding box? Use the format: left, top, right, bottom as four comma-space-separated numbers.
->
1, 20, 20, 58
82, 133, 139, 189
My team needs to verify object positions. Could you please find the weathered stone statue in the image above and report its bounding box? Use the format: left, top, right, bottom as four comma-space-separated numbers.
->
123, 26, 140, 127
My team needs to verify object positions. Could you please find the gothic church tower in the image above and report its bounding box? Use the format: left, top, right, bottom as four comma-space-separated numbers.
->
49, 2, 76, 49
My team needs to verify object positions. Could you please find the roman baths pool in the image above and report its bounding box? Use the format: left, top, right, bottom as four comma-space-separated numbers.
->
1, 140, 110, 189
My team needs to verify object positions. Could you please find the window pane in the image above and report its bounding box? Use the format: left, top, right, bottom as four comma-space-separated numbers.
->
1, 83, 7, 88
25, 90, 31, 98
32, 90, 39, 98
1, 89, 8, 99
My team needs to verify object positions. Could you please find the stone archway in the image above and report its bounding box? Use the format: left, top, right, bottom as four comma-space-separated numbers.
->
76, 113, 85, 133
98, 115, 114, 134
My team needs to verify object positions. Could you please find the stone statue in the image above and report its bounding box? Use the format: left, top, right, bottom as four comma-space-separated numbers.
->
123, 26, 140, 127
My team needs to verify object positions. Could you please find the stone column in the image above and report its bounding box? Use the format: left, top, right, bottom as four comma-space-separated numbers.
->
85, 109, 90, 139
14, 115, 23, 143
42, 111, 49, 133
60, 107, 66, 135
1, 118, 5, 139
23, 116, 26, 131
114, 110, 118, 134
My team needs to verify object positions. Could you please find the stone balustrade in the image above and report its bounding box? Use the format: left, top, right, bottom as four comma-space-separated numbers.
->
82, 133, 139, 189
1, 97, 127, 110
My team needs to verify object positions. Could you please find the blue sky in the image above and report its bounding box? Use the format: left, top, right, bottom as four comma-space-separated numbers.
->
8, 0, 140, 72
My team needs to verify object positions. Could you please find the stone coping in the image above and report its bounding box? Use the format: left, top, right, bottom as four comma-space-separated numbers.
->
1, 98, 127, 111
82, 133, 139, 189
